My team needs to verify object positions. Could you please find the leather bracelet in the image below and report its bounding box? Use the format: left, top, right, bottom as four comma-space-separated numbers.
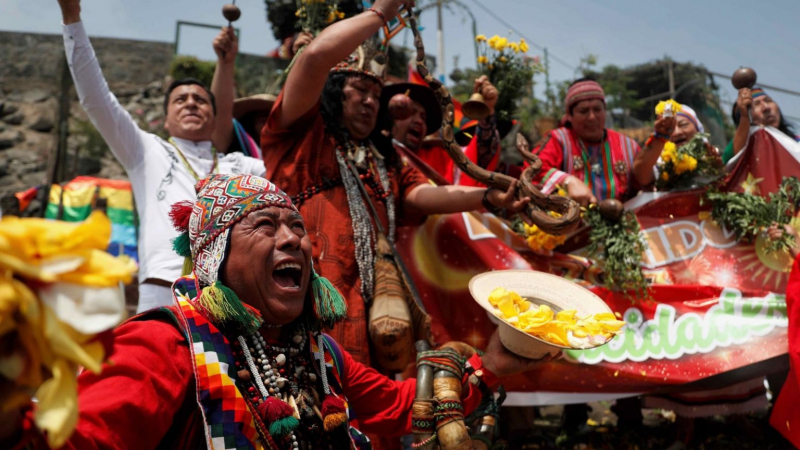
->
367, 7, 387, 26
645, 133, 669, 148
653, 131, 671, 140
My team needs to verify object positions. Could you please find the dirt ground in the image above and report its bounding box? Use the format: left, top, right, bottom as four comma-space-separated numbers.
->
496, 402, 793, 450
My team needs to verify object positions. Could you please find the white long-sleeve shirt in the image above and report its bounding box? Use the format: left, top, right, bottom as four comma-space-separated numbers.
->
63, 21, 266, 287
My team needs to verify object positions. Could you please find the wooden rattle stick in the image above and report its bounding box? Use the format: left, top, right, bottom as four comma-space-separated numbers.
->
219, 2, 240, 59
731, 67, 757, 124
222, 2, 241, 28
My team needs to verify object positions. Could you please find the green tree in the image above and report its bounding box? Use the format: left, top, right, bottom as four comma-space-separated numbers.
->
168, 56, 216, 88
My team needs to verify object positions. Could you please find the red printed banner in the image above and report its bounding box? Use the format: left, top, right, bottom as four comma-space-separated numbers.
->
396, 128, 798, 403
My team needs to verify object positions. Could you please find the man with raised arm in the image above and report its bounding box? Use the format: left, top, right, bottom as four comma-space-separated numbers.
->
57, 0, 266, 312
261, 0, 529, 370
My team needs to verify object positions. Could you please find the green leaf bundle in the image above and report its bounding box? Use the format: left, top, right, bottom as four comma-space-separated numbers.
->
707, 176, 800, 253
584, 207, 648, 298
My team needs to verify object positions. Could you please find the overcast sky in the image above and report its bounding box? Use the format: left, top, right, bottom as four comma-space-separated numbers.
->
3, 0, 800, 124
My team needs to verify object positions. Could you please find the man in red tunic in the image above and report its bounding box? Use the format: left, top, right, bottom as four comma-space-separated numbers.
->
533, 78, 641, 206
378, 81, 452, 181
261, 0, 528, 368
379, 76, 507, 188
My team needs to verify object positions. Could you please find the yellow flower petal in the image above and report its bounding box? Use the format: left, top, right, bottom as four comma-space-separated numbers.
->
555, 309, 577, 322
44, 305, 106, 374
35, 358, 79, 448
498, 297, 517, 319
490, 289, 625, 347
488, 287, 508, 307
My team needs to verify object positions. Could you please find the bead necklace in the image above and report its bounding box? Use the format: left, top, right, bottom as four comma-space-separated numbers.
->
336, 148, 375, 304
290, 177, 343, 207
235, 328, 312, 449
371, 151, 396, 242
335, 141, 396, 304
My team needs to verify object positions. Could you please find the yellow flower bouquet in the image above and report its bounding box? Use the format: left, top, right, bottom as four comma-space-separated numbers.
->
0, 211, 136, 447
656, 133, 722, 191
655, 99, 682, 118
294, 0, 345, 33
475, 33, 543, 121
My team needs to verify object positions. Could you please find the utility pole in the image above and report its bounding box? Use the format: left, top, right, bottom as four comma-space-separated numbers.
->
471, 13, 478, 62
667, 58, 675, 98
437, 0, 445, 83
44, 55, 73, 218
544, 47, 553, 112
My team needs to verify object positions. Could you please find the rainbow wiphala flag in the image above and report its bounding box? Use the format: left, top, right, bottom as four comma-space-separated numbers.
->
45, 176, 138, 261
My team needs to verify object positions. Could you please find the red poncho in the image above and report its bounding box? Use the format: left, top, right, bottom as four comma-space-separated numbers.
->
771, 254, 800, 446
10, 316, 484, 449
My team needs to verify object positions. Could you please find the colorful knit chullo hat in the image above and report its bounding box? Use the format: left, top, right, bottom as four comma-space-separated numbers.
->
565, 80, 606, 113
169, 173, 347, 335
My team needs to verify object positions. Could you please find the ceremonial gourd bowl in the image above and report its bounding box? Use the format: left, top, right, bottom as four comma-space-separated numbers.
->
469, 270, 614, 360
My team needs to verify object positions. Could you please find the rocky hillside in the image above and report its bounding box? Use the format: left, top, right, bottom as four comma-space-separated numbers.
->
0, 30, 284, 217
0, 81, 170, 216
0, 30, 178, 216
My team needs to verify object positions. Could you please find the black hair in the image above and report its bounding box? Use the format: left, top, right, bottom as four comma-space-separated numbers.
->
238, 112, 257, 141
730, 93, 795, 140
320, 73, 399, 168
163, 78, 217, 115
320, 73, 351, 140
238, 111, 270, 142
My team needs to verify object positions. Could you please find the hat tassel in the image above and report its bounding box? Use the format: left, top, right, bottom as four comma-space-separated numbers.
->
321, 395, 348, 431
310, 271, 347, 329
197, 281, 263, 335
